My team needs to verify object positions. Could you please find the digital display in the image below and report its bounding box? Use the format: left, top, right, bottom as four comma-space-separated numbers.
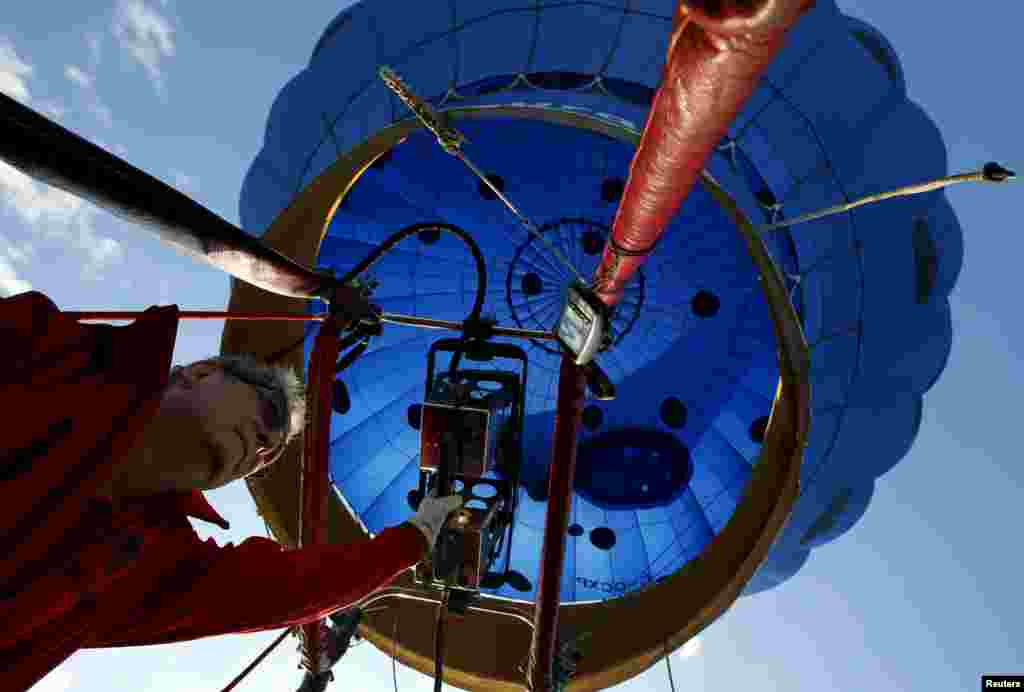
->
558, 301, 591, 352
555, 283, 606, 365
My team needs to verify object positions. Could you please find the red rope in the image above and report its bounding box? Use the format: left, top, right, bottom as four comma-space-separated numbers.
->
66, 310, 326, 322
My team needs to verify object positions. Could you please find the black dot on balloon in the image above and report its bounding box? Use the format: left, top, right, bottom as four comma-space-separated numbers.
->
332, 380, 351, 415
521, 273, 543, 296
407, 404, 422, 430
581, 405, 603, 431
660, 397, 687, 429
568, 523, 583, 537
601, 178, 625, 203
692, 290, 720, 318
590, 527, 616, 551
418, 228, 440, 245
750, 416, 769, 443
478, 174, 505, 200
581, 230, 604, 256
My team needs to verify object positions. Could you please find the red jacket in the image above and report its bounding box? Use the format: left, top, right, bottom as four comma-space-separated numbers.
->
0, 291, 428, 691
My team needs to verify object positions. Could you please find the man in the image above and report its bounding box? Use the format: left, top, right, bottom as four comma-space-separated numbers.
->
0, 290, 462, 691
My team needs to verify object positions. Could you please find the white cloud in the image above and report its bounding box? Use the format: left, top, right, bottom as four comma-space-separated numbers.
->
0, 37, 34, 103
82, 236, 123, 277
0, 159, 84, 228
64, 61, 114, 128
0, 233, 37, 266
0, 254, 33, 297
0, 160, 125, 280
0, 231, 35, 296
113, 0, 176, 100
65, 64, 94, 89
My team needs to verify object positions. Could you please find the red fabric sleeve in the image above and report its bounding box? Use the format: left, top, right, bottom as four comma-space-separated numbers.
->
90, 522, 429, 646
0, 290, 178, 593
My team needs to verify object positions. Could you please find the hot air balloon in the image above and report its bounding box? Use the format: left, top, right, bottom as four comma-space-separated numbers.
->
3, 0, 1013, 690
219, 0, 969, 688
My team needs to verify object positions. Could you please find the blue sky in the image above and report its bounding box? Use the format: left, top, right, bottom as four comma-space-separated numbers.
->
2, 1, 1021, 690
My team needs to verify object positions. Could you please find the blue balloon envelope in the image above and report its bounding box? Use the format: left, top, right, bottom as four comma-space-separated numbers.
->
240, 0, 963, 605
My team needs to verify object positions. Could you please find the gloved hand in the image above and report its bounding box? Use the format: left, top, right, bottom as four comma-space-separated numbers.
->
407, 495, 464, 553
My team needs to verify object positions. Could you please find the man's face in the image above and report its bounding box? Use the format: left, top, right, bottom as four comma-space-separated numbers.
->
138, 362, 285, 494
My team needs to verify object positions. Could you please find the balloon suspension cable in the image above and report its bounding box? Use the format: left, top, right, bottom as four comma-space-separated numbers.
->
219, 627, 296, 692
663, 635, 676, 692
379, 65, 590, 287
754, 162, 1016, 234
392, 611, 400, 692
433, 590, 451, 692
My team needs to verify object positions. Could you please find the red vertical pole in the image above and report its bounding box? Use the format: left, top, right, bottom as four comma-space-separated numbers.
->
298, 314, 343, 674
528, 354, 587, 691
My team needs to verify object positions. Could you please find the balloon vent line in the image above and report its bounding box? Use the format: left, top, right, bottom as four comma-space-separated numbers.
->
380, 65, 590, 288
755, 163, 1016, 234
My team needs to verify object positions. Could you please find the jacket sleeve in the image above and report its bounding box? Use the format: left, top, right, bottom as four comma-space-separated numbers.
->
90, 522, 429, 646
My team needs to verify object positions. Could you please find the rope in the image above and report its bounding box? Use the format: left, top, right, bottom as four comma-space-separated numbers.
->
219, 627, 295, 691
379, 65, 589, 287
754, 163, 1016, 234
433, 591, 451, 692
393, 610, 400, 692
663, 635, 676, 692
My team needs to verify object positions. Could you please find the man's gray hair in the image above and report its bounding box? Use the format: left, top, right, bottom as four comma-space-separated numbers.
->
169, 354, 307, 464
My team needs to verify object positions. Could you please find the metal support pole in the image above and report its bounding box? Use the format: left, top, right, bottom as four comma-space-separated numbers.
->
527, 354, 587, 691
297, 310, 344, 674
